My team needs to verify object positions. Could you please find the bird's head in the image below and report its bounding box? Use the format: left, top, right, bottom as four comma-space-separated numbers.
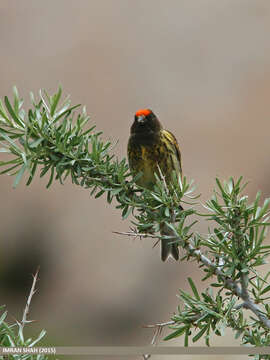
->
131, 109, 162, 135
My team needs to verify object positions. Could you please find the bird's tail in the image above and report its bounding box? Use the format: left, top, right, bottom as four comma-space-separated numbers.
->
161, 238, 179, 261
160, 223, 179, 261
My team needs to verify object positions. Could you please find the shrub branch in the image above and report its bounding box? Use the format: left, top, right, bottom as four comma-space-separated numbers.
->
1, 87, 270, 356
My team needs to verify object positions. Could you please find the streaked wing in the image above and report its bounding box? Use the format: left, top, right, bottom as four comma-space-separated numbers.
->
162, 129, 182, 175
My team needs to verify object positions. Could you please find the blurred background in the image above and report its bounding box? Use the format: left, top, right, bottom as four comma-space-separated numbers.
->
1, 0, 270, 359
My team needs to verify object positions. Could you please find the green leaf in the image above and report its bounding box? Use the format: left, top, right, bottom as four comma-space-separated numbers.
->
164, 326, 187, 341
29, 329, 46, 347
13, 164, 26, 188
215, 319, 227, 336
0, 311, 7, 325
210, 199, 225, 214
215, 178, 229, 201
188, 278, 200, 301
261, 198, 270, 216
0, 162, 22, 175
122, 205, 132, 219
234, 176, 243, 190
46, 167, 55, 188
29, 138, 44, 148
151, 193, 163, 203
261, 285, 270, 296
0, 99, 12, 124
26, 162, 38, 186
54, 103, 81, 122
40, 165, 51, 177
165, 207, 170, 217
50, 86, 62, 117
13, 86, 20, 115
95, 189, 105, 198
0, 130, 22, 153
192, 324, 208, 342
4, 95, 24, 128
6, 334, 16, 346
199, 305, 223, 319
184, 326, 190, 347
253, 191, 261, 215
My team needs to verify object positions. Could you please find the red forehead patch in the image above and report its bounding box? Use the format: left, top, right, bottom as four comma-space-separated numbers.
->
135, 109, 151, 117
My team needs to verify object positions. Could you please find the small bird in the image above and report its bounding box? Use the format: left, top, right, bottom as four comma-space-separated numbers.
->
128, 109, 182, 261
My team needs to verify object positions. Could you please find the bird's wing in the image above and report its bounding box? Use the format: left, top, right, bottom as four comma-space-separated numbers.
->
162, 129, 182, 170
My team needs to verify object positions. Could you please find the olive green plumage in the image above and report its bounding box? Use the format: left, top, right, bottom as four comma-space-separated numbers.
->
128, 109, 182, 261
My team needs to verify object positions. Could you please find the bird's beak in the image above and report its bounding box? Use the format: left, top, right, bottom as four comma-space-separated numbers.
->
137, 115, 145, 123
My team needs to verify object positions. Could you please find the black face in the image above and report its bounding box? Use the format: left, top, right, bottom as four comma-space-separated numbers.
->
131, 110, 162, 135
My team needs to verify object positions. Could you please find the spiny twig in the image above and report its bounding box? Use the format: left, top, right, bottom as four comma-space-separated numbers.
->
115, 229, 270, 329
142, 321, 175, 360
21, 267, 40, 329
113, 229, 162, 249
113, 229, 161, 240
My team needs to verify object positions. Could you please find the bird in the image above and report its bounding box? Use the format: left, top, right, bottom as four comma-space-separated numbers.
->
128, 109, 182, 261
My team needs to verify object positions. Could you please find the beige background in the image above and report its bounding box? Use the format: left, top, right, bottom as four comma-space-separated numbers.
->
1, 0, 270, 358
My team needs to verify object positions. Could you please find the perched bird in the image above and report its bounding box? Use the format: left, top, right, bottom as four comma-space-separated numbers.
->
128, 109, 182, 261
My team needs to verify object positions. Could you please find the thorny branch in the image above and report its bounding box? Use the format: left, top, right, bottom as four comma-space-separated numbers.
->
21, 267, 40, 329
115, 229, 270, 331
142, 321, 174, 360
1, 88, 270, 352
